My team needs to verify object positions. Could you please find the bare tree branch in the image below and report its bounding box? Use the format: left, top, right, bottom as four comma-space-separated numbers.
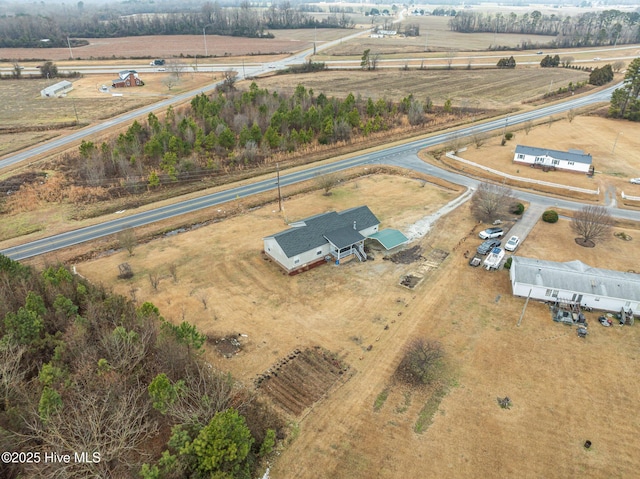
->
470, 182, 515, 223
571, 205, 613, 246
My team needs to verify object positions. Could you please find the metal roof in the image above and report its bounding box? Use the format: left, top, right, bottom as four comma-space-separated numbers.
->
367, 229, 409, 250
511, 256, 640, 302
515, 145, 592, 164
266, 206, 380, 258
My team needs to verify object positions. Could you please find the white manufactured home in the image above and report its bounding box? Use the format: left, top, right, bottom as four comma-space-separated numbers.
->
510, 256, 640, 313
263, 206, 408, 275
513, 145, 592, 173
40, 80, 73, 98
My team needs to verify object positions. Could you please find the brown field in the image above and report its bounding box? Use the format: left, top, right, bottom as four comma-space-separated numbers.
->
74, 172, 640, 479
251, 67, 590, 109
0, 29, 348, 63
0, 73, 218, 155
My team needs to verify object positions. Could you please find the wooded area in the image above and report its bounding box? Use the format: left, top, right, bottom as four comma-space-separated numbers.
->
609, 57, 640, 121
448, 10, 640, 48
0, 254, 283, 478
57, 83, 444, 193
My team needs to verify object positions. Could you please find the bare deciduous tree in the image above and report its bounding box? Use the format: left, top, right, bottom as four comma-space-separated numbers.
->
567, 109, 577, 123
612, 60, 625, 73
0, 340, 26, 410
395, 338, 444, 385
470, 182, 516, 223
523, 120, 533, 135
370, 52, 381, 71
117, 228, 136, 256
148, 272, 161, 291
571, 205, 613, 247
24, 383, 157, 478
561, 56, 574, 67
446, 49, 457, 69
472, 131, 488, 148
168, 263, 178, 283
315, 171, 340, 196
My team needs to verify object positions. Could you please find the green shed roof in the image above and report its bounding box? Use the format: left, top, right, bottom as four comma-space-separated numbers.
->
367, 229, 409, 250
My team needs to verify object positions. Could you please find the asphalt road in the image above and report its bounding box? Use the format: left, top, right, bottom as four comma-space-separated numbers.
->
0, 29, 635, 261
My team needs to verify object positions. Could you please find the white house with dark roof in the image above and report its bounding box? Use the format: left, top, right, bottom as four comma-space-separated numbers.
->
513, 145, 592, 173
263, 206, 408, 274
510, 256, 640, 313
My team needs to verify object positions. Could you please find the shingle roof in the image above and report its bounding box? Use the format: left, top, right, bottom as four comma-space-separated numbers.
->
515, 145, 592, 164
324, 226, 365, 249
266, 206, 380, 258
512, 256, 640, 302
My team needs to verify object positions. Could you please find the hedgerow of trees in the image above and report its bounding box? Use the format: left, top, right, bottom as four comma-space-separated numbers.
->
609, 57, 640, 121
449, 10, 640, 48
61, 83, 438, 191
497, 56, 516, 68
0, 2, 353, 49
589, 64, 614, 86
0, 254, 283, 479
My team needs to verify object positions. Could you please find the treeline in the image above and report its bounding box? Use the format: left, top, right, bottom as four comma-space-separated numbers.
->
62, 83, 436, 190
0, 2, 353, 48
449, 9, 640, 48
0, 254, 283, 478
610, 57, 640, 121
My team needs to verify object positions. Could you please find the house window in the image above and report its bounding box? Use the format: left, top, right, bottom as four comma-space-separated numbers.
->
568, 161, 574, 166
316, 249, 323, 256
595, 297, 600, 301
517, 154, 524, 159
552, 160, 559, 165
545, 289, 552, 297
294, 257, 300, 264
552, 290, 559, 298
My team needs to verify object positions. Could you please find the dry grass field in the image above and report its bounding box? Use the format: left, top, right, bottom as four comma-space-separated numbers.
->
0, 73, 218, 155
443, 115, 640, 195
74, 172, 640, 479
252, 68, 589, 109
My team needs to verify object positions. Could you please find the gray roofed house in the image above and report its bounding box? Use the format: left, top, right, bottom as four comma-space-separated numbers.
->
263, 206, 383, 274
510, 256, 640, 313
513, 145, 593, 173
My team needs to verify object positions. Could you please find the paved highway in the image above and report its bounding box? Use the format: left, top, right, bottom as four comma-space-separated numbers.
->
1, 81, 631, 261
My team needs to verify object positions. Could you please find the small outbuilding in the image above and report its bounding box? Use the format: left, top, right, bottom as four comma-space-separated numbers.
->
263, 206, 408, 275
513, 145, 592, 174
112, 70, 144, 88
510, 256, 640, 313
40, 80, 73, 98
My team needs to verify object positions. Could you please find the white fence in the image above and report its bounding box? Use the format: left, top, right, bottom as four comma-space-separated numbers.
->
621, 191, 640, 201
446, 151, 600, 196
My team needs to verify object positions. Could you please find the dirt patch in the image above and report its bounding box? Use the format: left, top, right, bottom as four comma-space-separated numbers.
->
255, 346, 350, 417
385, 245, 423, 264
209, 335, 243, 359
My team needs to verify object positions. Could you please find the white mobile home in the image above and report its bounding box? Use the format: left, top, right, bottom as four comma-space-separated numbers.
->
40, 80, 73, 98
510, 256, 640, 313
513, 145, 592, 173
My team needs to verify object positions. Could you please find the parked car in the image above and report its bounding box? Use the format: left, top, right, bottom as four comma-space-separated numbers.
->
479, 227, 504, 239
477, 239, 501, 255
536, 51, 543, 54
504, 235, 520, 252
630, 178, 640, 184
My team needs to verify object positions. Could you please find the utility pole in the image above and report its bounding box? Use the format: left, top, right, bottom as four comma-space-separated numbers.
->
276, 163, 282, 212
67, 36, 73, 59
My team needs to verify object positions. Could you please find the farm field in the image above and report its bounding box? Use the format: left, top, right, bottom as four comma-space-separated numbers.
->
252, 67, 590, 109
74, 172, 640, 479
0, 29, 348, 63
